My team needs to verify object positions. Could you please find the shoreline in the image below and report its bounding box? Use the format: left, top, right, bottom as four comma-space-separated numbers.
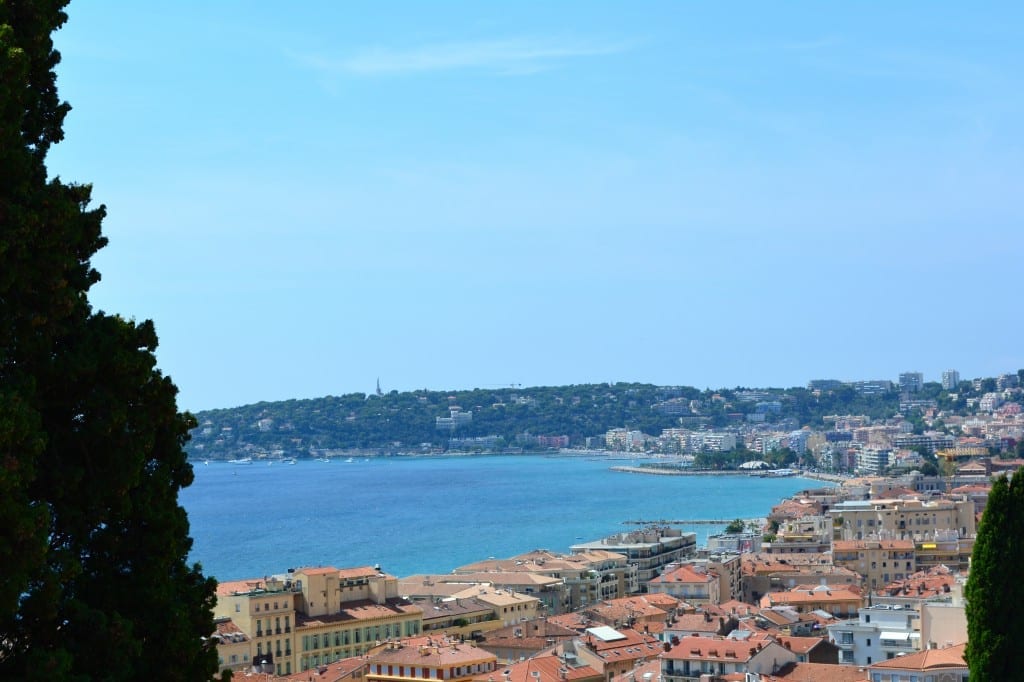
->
610, 465, 848, 486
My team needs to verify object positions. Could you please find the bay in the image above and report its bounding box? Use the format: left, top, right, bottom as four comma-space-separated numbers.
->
179, 455, 822, 582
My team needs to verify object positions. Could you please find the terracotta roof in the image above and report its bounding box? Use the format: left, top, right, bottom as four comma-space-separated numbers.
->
649, 565, 716, 585
545, 612, 593, 633
667, 613, 727, 634
371, 639, 497, 667
774, 636, 829, 655
212, 618, 249, 641
298, 566, 343, 576
875, 564, 959, 598
338, 566, 384, 579
869, 642, 966, 671
760, 586, 862, 608
475, 650, 602, 682
662, 634, 778, 662
764, 662, 870, 681
949, 484, 990, 494
297, 598, 422, 627
279, 656, 368, 682
216, 578, 267, 596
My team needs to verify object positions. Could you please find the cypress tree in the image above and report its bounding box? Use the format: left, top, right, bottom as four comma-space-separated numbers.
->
964, 467, 1024, 681
0, 2, 221, 679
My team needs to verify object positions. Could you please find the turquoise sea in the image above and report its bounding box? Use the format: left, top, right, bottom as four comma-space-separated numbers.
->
180, 455, 823, 582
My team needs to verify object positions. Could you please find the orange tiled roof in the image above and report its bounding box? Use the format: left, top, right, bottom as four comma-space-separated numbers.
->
764, 662, 869, 681
869, 642, 966, 671
371, 639, 497, 667
876, 564, 958, 598
298, 566, 343, 576
649, 565, 716, 584
662, 634, 777, 663
668, 613, 726, 634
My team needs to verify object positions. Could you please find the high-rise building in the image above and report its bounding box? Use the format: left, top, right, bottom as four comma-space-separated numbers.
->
898, 372, 924, 394
941, 369, 960, 391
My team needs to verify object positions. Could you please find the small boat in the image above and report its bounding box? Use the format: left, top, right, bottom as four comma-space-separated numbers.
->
345, 457, 354, 463
283, 457, 298, 465
228, 457, 253, 465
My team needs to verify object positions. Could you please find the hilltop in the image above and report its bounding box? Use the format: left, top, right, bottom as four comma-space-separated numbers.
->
184, 379, 952, 460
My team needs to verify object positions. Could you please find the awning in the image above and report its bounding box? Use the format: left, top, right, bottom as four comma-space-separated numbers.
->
880, 631, 911, 641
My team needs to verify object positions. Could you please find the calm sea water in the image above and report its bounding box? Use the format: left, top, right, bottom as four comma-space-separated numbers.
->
179, 455, 821, 581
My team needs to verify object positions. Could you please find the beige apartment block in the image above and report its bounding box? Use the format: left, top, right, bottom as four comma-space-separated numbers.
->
213, 566, 423, 677
759, 584, 863, 618
829, 498, 976, 543
455, 549, 636, 611
832, 539, 916, 590
400, 572, 567, 615
449, 585, 541, 626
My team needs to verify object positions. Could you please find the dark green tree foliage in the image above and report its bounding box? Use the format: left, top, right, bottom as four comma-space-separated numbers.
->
964, 468, 1024, 681
0, 2, 220, 679
723, 518, 745, 534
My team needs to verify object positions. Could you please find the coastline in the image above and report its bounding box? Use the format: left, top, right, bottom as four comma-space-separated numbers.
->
610, 465, 848, 486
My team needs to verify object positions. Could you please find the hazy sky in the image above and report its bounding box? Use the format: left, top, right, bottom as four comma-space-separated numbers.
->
49, 2, 1023, 412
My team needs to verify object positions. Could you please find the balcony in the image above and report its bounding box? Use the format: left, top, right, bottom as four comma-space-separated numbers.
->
880, 632, 918, 652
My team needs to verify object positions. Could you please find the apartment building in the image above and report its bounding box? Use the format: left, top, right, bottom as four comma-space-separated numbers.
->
829, 498, 976, 543
581, 594, 682, 633
686, 552, 743, 603
759, 585, 862, 618
832, 539, 916, 590
660, 634, 797, 682
214, 566, 424, 676
214, 576, 298, 676
646, 564, 720, 606
366, 636, 498, 682
827, 603, 920, 666
865, 643, 967, 682
572, 527, 697, 585
400, 572, 566, 617
740, 553, 859, 604
764, 515, 832, 554
454, 549, 636, 611
573, 626, 663, 680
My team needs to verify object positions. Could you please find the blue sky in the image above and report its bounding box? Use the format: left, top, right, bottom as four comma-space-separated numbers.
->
49, 2, 1024, 412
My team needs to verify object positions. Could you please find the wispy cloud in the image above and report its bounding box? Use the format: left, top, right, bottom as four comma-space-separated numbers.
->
295, 37, 631, 76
